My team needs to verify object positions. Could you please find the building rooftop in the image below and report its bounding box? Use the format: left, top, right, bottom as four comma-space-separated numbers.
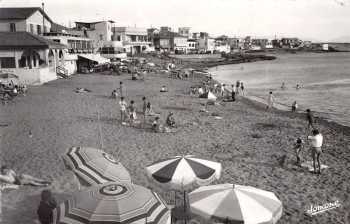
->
0, 7, 53, 23
0, 32, 66, 49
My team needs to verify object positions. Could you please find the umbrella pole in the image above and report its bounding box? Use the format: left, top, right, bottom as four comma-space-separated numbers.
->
183, 190, 187, 224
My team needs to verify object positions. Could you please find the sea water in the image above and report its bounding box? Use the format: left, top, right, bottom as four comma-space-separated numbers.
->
209, 52, 350, 127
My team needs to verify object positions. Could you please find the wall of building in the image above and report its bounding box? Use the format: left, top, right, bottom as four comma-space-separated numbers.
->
0, 67, 56, 85
26, 10, 51, 33
0, 19, 27, 32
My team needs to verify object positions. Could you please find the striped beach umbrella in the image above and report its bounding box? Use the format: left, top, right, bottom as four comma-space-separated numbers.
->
62, 147, 131, 186
146, 155, 222, 190
189, 184, 283, 224
53, 182, 171, 224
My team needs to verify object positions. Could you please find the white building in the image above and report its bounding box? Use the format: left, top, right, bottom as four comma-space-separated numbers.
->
173, 36, 188, 54
178, 27, 191, 38
197, 37, 215, 53
113, 27, 152, 55
71, 21, 115, 52
187, 39, 198, 53
0, 7, 52, 34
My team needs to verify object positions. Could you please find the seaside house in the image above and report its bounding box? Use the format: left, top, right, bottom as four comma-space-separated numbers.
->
0, 7, 70, 84
112, 27, 152, 56
178, 27, 191, 38
173, 35, 188, 54
281, 38, 301, 48
147, 28, 160, 50
0, 7, 52, 34
251, 38, 269, 49
0, 32, 66, 85
70, 21, 115, 53
187, 39, 198, 53
43, 31, 99, 74
197, 37, 215, 53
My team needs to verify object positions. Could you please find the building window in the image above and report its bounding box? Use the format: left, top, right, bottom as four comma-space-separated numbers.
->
10, 23, 16, 32
53, 39, 60, 43
131, 35, 136, 42
0, 57, 16, 68
37, 25, 42, 35
30, 24, 34, 34
117, 36, 121, 41
100, 34, 103, 41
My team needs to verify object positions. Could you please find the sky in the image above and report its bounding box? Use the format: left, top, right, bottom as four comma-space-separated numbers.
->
1, 0, 350, 41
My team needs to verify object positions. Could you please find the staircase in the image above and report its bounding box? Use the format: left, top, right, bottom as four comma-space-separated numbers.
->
56, 66, 69, 79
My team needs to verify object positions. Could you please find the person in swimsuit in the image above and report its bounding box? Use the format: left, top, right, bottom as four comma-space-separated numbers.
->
0, 165, 51, 186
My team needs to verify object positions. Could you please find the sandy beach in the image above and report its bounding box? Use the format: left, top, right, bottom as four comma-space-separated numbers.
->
1, 64, 350, 223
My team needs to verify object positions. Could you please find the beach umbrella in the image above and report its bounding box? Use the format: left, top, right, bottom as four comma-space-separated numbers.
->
189, 184, 283, 224
62, 146, 132, 186
146, 155, 222, 191
53, 182, 171, 224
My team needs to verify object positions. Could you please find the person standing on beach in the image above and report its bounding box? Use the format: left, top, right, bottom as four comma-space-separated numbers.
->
308, 129, 323, 174
128, 100, 137, 125
240, 82, 245, 96
267, 92, 275, 109
221, 84, 225, 97
293, 138, 304, 166
142, 96, 147, 125
119, 81, 124, 97
119, 97, 127, 123
306, 109, 315, 129
292, 101, 298, 112
231, 84, 236, 101
236, 81, 240, 95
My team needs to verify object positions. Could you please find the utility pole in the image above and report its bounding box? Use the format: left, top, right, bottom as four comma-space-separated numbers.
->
42, 2, 45, 34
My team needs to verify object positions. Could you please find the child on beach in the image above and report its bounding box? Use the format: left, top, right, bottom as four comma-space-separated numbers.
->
308, 129, 323, 174
37, 189, 57, 224
266, 92, 275, 109
128, 100, 137, 124
119, 97, 127, 123
166, 112, 176, 127
0, 166, 51, 186
294, 138, 304, 166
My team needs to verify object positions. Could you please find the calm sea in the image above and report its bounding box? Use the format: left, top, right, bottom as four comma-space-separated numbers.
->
209, 52, 350, 127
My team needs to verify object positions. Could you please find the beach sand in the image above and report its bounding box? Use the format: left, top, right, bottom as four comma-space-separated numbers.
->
0, 69, 349, 223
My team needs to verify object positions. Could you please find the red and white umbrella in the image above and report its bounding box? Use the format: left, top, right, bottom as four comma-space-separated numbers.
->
53, 182, 171, 224
62, 147, 131, 186
189, 184, 283, 224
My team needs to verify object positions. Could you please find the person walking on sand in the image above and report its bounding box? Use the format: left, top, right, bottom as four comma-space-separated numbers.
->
306, 109, 315, 129
308, 129, 323, 174
119, 97, 127, 123
37, 190, 57, 224
266, 91, 275, 110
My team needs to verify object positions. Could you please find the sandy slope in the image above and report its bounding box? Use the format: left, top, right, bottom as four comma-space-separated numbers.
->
0, 72, 349, 224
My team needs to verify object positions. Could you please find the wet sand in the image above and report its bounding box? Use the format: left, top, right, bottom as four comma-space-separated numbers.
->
0, 70, 349, 223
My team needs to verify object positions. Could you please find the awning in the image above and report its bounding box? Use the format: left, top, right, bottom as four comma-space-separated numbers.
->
78, 54, 110, 64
